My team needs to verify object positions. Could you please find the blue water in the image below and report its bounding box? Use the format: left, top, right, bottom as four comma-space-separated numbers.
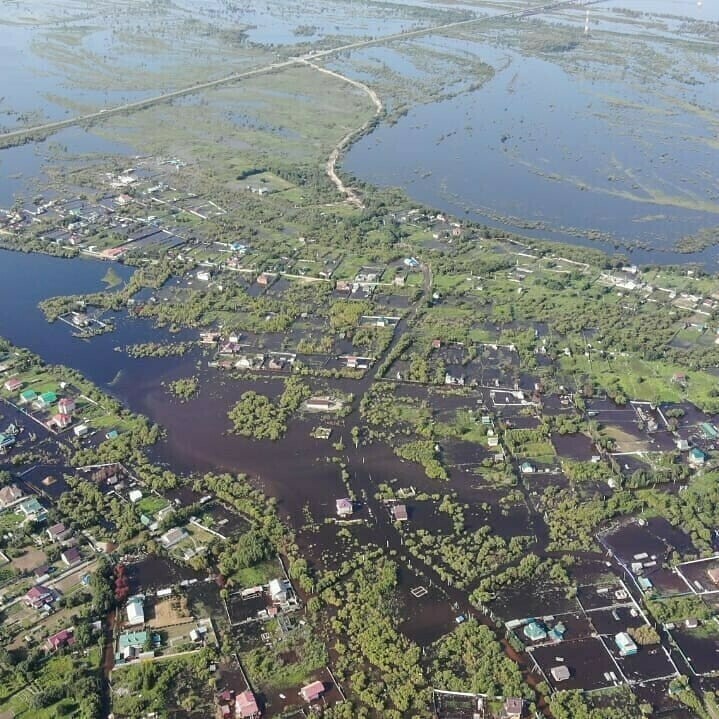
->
343, 43, 719, 262
0, 249, 167, 388
0, 127, 136, 207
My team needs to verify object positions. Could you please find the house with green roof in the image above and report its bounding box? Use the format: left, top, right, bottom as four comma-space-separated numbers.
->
523, 620, 547, 642
19, 389, 37, 404
118, 630, 148, 651
689, 448, 706, 467
34, 391, 58, 409
17, 497, 47, 522
0, 433, 15, 454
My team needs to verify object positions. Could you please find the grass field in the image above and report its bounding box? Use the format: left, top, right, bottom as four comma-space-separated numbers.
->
561, 354, 719, 410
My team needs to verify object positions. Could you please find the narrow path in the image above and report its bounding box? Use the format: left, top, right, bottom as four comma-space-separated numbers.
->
301, 60, 383, 208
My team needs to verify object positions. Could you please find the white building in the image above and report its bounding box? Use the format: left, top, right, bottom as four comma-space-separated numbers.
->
126, 596, 145, 626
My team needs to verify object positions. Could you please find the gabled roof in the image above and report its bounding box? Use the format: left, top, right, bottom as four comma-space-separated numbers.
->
0, 484, 23, 504
300, 680, 324, 701
126, 596, 145, 625
27, 584, 51, 598
61, 547, 81, 564
236, 690, 259, 717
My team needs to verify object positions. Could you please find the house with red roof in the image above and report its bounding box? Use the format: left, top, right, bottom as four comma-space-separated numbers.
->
46, 627, 75, 652
48, 413, 72, 430
3, 377, 22, 392
235, 690, 260, 718
392, 504, 408, 522
58, 397, 76, 414
25, 584, 55, 609
300, 681, 324, 703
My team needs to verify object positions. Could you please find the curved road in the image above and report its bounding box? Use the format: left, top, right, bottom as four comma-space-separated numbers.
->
302, 60, 383, 208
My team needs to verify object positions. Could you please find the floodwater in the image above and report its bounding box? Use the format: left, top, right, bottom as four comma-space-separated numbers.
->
1, 2, 717, 265
0, 127, 136, 207
0, 247, 532, 649
343, 38, 719, 263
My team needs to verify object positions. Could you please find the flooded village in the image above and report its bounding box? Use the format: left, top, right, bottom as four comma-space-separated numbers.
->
0, 0, 719, 717
1, 153, 719, 719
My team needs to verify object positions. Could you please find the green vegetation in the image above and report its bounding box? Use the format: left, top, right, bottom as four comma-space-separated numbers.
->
110, 650, 217, 718
228, 376, 310, 440
395, 439, 448, 480
166, 376, 199, 401
429, 618, 532, 699
549, 688, 647, 719
2, 5, 719, 717
0, 651, 103, 719
324, 557, 428, 719
241, 623, 327, 691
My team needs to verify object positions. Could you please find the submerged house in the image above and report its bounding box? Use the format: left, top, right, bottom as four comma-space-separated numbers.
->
523, 620, 547, 642
392, 504, 408, 522
300, 681, 324, 703
235, 690, 260, 718
689, 448, 706, 467
615, 631, 638, 656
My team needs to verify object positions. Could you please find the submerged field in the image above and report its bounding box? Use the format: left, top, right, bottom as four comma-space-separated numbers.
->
1, 0, 718, 255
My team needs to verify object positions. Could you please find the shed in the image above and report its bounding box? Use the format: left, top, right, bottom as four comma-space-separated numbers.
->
505, 698, 524, 717
551, 665, 570, 682
615, 631, 638, 656
73, 423, 89, 438
392, 504, 408, 522
336, 498, 353, 517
